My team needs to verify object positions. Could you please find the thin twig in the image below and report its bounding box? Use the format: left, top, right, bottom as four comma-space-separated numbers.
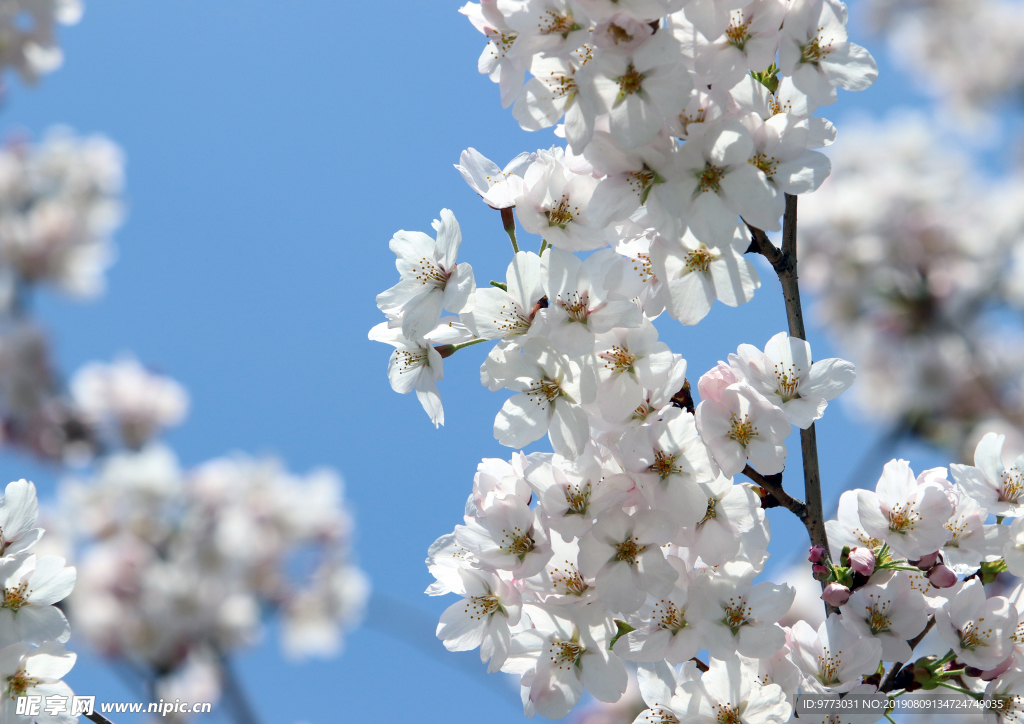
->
85, 712, 116, 724
880, 616, 937, 692
742, 465, 806, 519
215, 647, 262, 724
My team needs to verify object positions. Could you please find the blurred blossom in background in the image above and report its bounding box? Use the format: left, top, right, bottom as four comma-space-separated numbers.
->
0, 1, 1020, 724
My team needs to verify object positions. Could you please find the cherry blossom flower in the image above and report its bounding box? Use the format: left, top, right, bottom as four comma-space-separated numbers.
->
664, 652, 793, 724
935, 579, 1018, 670
491, 339, 592, 458
728, 331, 855, 429
779, 0, 878, 108
576, 31, 693, 149
841, 571, 928, 662
0, 554, 75, 647
620, 407, 718, 525
456, 494, 554, 578
787, 615, 883, 693
614, 559, 705, 664
508, 602, 628, 719
455, 147, 533, 208
436, 568, 523, 672
541, 247, 643, 355
0, 480, 42, 557
648, 225, 761, 326
696, 561, 794, 658
675, 473, 762, 565
695, 382, 790, 477
461, 250, 547, 344
375, 208, 475, 340
0, 641, 77, 724
577, 507, 679, 614
952, 432, 1024, 518
856, 459, 954, 560
516, 150, 608, 252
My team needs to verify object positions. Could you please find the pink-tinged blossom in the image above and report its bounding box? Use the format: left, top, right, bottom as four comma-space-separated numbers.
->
456, 495, 554, 579
856, 459, 955, 560
788, 615, 882, 693
820, 582, 850, 606
436, 568, 522, 672
506, 603, 628, 719
951, 432, 1024, 518
935, 579, 1017, 670
695, 382, 790, 477
577, 507, 679, 614
848, 547, 875, 576
674, 473, 762, 565
619, 406, 718, 527
842, 572, 928, 662
696, 561, 794, 659
728, 331, 855, 429
491, 339, 592, 459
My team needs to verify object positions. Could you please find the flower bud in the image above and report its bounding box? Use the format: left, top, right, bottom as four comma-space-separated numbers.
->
697, 363, 737, 404
821, 582, 851, 606
808, 545, 827, 564
914, 552, 939, 570
812, 563, 830, 578
848, 547, 875, 576
926, 564, 957, 588
979, 655, 1015, 681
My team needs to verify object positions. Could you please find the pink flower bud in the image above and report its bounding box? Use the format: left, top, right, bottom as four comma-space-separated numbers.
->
979, 656, 1016, 681
808, 545, 827, 564
848, 547, 875, 576
698, 363, 738, 404
821, 582, 850, 606
926, 564, 957, 588
914, 552, 939, 570
812, 563, 829, 577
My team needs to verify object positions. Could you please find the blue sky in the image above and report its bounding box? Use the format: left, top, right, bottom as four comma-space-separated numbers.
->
0, 2, 954, 722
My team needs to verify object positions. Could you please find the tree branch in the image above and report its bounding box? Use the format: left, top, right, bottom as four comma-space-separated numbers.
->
880, 617, 937, 693
85, 712, 116, 724
742, 465, 806, 519
215, 647, 262, 724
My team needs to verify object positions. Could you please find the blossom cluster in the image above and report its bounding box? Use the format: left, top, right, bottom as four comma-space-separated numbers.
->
867, 0, 1024, 122
45, 360, 370, 713
0, 0, 81, 85
798, 114, 1024, 459
369, 0, 1024, 722
0, 479, 81, 724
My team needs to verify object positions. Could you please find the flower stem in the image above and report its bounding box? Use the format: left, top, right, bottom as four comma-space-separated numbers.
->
937, 682, 981, 699
500, 207, 519, 253
435, 338, 488, 358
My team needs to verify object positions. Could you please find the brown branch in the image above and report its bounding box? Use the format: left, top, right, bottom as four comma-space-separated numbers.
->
742, 465, 806, 519
671, 379, 696, 414
880, 616, 937, 692
690, 657, 709, 672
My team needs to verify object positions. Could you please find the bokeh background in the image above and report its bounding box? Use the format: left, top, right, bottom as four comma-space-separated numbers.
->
0, 1, 978, 722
